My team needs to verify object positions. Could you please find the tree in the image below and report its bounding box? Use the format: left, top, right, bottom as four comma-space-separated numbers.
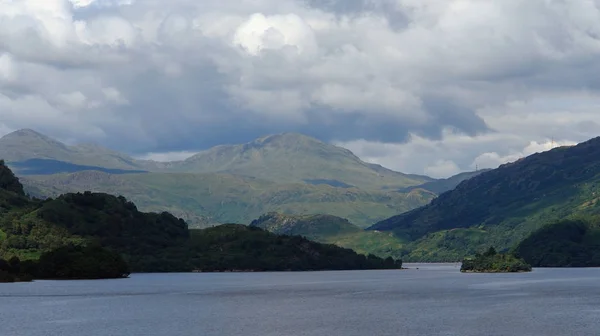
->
484, 246, 497, 257
0, 160, 25, 195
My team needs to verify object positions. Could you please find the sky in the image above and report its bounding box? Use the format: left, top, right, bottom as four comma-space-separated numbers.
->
1, 0, 599, 178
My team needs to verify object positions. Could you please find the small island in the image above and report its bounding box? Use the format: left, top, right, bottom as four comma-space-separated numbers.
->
460, 247, 532, 273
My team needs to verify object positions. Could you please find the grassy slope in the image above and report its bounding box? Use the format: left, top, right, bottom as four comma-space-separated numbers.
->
369, 139, 600, 261
0, 162, 404, 272
2, 130, 431, 191
0, 129, 147, 170
188, 224, 402, 271
250, 213, 406, 258
0, 192, 403, 272
168, 133, 431, 190
514, 217, 600, 267
23, 171, 435, 229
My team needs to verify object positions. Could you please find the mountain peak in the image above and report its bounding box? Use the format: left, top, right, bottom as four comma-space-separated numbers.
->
177, 132, 429, 190
0, 129, 144, 170
248, 132, 324, 147
3, 129, 54, 140
0, 129, 70, 162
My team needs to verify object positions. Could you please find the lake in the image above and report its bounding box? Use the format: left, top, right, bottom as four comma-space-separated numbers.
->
1, 264, 599, 336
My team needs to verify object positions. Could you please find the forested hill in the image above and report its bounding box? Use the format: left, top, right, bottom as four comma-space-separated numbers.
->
250, 212, 404, 258
514, 217, 600, 267
368, 136, 600, 260
0, 161, 402, 273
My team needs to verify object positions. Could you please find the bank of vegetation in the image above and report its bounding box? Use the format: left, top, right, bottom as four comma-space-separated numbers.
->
0, 161, 402, 281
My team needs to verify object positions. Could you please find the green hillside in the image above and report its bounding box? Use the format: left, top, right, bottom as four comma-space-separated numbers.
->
514, 217, 600, 267
188, 224, 402, 271
250, 213, 404, 258
22, 171, 435, 228
2, 130, 431, 191
0, 161, 403, 273
2, 129, 439, 229
0, 129, 148, 171
369, 137, 600, 261
250, 213, 361, 240
171, 133, 431, 190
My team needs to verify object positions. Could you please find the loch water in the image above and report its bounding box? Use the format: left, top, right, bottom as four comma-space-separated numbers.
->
1, 264, 599, 336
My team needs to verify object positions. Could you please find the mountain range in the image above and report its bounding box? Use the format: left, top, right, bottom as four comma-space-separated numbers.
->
248, 136, 600, 264
1, 129, 477, 228
2, 129, 599, 264
3, 129, 431, 190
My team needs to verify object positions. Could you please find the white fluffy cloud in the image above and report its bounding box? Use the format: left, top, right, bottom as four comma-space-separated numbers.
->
1, 0, 600, 177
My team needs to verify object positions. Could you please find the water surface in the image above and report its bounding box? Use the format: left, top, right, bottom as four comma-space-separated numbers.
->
1, 264, 599, 336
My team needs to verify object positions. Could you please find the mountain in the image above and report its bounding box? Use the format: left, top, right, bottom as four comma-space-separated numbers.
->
368, 138, 600, 261
11, 159, 147, 175
250, 212, 404, 258
0, 162, 403, 272
169, 133, 431, 190
22, 171, 434, 228
1, 130, 431, 191
0, 129, 146, 171
0, 129, 440, 229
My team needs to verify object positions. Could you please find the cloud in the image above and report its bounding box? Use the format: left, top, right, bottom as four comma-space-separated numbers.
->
424, 160, 461, 179
473, 139, 578, 169
1, 0, 600, 176
136, 151, 196, 162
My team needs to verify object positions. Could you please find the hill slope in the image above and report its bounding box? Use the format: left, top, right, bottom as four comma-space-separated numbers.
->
250, 213, 362, 240
514, 217, 600, 267
189, 224, 402, 271
169, 133, 431, 190
250, 213, 404, 258
369, 138, 600, 261
0, 162, 403, 272
22, 171, 435, 228
1, 130, 431, 191
0, 129, 147, 171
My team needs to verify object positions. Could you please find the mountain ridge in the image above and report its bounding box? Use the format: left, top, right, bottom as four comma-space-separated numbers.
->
368, 137, 600, 261
0, 129, 145, 171
1, 129, 431, 190
168, 132, 432, 189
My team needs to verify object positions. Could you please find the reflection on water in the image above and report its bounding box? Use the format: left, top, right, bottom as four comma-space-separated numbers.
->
1, 266, 599, 336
